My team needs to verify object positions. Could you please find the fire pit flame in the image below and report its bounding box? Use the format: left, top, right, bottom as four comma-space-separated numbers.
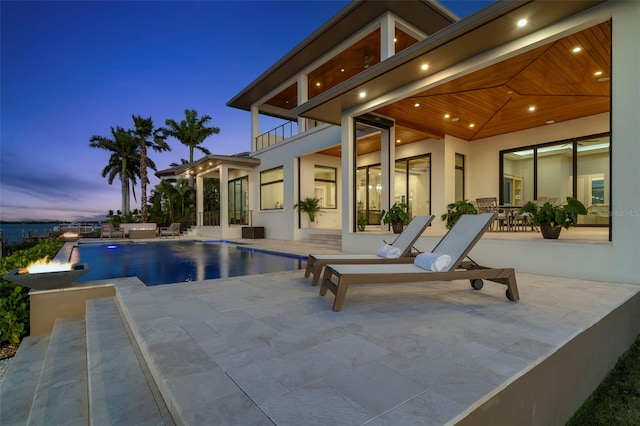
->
20, 257, 73, 275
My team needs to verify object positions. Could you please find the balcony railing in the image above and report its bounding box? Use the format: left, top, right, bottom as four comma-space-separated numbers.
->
255, 121, 298, 150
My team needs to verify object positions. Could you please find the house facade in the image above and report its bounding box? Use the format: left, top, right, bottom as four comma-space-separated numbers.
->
160, 0, 640, 285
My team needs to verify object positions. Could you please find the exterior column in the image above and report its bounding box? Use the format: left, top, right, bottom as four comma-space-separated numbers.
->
380, 127, 395, 230
380, 12, 395, 61
297, 74, 308, 133
251, 106, 259, 150
341, 114, 355, 233
219, 165, 229, 232
196, 175, 204, 226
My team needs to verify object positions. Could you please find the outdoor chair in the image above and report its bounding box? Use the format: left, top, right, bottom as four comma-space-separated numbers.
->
319, 213, 519, 311
475, 197, 508, 231
100, 223, 124, 239
159, 222, 181, 238
304, 215, 435, 286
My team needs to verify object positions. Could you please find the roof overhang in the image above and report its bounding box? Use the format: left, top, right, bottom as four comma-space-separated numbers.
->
226, 0, 458, 112
291, 0, 607, 125
156, 154, 260, 179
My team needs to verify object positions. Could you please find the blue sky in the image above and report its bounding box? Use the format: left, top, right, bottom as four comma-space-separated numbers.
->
1, 0, 492, 222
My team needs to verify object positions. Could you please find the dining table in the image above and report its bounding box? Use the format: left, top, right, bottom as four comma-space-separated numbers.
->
498, 205, 525, 231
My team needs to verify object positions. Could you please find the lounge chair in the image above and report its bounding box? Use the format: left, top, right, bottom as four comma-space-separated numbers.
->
319, 213, 519, 311
159, 222, 181, 238
100, 223, 124, 239
305, 215, 435, 286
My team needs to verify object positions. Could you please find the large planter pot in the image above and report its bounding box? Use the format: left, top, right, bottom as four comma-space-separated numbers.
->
540, 222, 562, 239
392, 222, 404, 234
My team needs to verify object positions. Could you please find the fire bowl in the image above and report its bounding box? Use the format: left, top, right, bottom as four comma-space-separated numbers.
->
2, 263, 90, 291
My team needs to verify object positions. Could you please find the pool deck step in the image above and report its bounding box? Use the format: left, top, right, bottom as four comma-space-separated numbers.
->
116, 288, 273, 425
86, 297, 174, 425
302, 232, 342, 247
0, 296, 175, 426
27, 316, 88, 426
0, 335, 50, 426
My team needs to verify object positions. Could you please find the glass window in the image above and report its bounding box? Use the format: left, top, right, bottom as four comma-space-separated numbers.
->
356, 164, 382, 225
260, 167, 284, 210
395, 155, 431, 218
500, 133, 610, 225
576, 135, 610, 225
314, 166, 337, 208
503, 149, 534, 205
455, 154, 464, 201
228, 176, 248, 225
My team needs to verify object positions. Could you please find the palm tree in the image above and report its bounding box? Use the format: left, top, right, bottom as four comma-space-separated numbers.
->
163, 109, 220, 164
130, 115, 171, 222
89, 126, 140, 216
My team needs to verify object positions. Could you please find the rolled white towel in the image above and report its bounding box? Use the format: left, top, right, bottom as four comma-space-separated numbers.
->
376, 244, 393, 258
414, 252, 452, 272
386, 247, 402, 259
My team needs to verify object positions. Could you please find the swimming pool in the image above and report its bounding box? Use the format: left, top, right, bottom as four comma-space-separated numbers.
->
72, 241, 307, 286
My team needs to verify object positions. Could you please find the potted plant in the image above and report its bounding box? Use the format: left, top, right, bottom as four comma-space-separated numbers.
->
381, 202, 409, 233
519, 196, 587, 239
357, 209, 368, 231
441, 200, 477, 229
294, 197, 323, 228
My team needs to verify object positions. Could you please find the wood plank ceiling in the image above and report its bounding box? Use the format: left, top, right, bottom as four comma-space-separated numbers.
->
269, 21, 611, 157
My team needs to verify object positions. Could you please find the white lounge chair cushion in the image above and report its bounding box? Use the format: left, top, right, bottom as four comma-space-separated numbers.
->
414, 252, 452, 272
376, 244, 401, 258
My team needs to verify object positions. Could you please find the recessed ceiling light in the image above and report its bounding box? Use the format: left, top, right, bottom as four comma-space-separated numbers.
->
517, 18, 528, 27
594, 71, 603, 76
507, 90, 514, 94
359, 91, 366, 98
316, 82, 321, 87
414, 103, 420, 107
597, 76, 611, 82
421, 64, 429, 71
396, 139, 401, 143
546, 120, 555, 125
572, 47, 582, 53
469, 123, 475, 128
444, 113, 450, 119
340, 68, 345, 72
528, 106, 536, 112
452, 117, 459, 122
394, 37, 397, 43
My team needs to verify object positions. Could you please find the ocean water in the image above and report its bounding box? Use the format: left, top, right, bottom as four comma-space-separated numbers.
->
0, 223, 57, 245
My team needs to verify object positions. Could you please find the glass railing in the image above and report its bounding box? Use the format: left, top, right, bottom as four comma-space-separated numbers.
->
255, 121, 297, 150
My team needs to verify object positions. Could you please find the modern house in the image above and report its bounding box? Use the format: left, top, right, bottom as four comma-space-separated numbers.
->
158, 0, 639, 284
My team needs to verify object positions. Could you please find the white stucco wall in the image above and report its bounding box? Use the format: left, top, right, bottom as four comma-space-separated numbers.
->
250, 124, 342, 240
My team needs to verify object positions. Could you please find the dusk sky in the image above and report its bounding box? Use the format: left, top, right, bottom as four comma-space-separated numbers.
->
1, 0, 493, 222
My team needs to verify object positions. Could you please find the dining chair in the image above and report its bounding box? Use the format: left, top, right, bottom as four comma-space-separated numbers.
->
475, 197, 508, 231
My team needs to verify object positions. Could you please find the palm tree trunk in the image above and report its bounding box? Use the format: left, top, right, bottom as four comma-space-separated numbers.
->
121, 177, 130, 216
140, 142, 148, 222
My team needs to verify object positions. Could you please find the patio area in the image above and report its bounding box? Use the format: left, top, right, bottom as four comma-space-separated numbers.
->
2, 237, 637, 425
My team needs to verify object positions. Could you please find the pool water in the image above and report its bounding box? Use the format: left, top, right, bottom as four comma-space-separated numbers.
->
72, 241, 307, 286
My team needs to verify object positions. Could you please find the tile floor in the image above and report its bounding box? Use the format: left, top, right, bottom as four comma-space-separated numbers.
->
108, 253, 637, 425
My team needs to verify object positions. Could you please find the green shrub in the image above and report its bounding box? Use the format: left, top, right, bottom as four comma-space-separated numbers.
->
0, 286, 28, 344
0, 237, 64, 345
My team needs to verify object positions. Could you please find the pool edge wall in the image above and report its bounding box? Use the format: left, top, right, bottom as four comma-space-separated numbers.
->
29, 284, 116, 336
454, 290, 640, 425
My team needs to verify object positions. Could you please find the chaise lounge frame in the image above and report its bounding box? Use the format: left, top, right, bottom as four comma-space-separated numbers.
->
304, 215, 435, 286
319, 213, 519, 311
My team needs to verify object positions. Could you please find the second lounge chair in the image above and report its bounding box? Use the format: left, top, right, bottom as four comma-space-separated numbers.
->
319, 213, 519, 311
304, 215, 435, 286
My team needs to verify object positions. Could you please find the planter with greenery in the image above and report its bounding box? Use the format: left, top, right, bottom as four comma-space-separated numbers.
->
441, 200, 478, 229
381, 202, 409, 233
0, 237, 64, 347
519, 196, 587, 239
294, 197, 323, 227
